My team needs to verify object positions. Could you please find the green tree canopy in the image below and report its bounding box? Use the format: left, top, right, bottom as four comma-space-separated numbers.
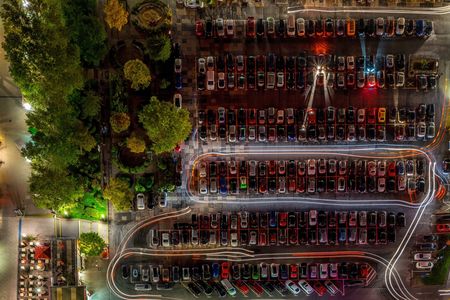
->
62, 0, 107, 67
123, 59, 151, 90
80, 91, 102, 119
145, 34, 172, 62
139, 97, 191, 154
79, 232, 106, 257
103, 177, 133, 212
110, 112, 131, 133
1, 0, 83, 109
126, 132, 146, 153
29, 165, 84, 211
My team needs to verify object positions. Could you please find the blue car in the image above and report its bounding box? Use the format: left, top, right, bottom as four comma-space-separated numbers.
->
415, 19, 425, 37
269, 211, 277, 228
212, 263, 220, 279
219, 176, 227, 195
175, 73, 183, 90
339, 227, 347, 243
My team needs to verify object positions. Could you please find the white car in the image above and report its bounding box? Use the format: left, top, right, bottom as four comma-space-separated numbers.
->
396, 17, 405, 35
230, 232, 238, 247
248, 126, 256, 141
207, 70, 215, 90
427, 122, 435, 139
206, 56, 214, 70
276, 72, 284, 88
161, 232, 170, 247
296, 18, 305, 36
309, 209, 318, 226
184, 0, 204, 8
267, 17, 275, 35
209, 178, 217, 194
414, 252, 432, 261
210, 124, 217, 141
174, 58, 182, 73
216, 18, 225, 37
278, 177, 286, 193
236, 55, 244, 72
228, 125, 236, 142
198, 161, 207, 177
287, 15, 296, 37
416, 261, 434, 269
199, 178, 208, 195
285, 280, 301, 295
298, 280, 314, 295
376, 17, 385, 36
396, 72, 405, 87
173, 93, 182, 108
136, 193, 145, 210
417, 122, 426, 138
225, 19, 235, 36
198, 58, 206, 74
324, 280, 338, 295
386, 54, 394, 69
267, 72, 275, 89
346, 56, 355, 70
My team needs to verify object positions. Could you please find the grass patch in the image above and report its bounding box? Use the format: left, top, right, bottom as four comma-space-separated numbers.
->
422, 246, 450, 285
67, 191, 107, 221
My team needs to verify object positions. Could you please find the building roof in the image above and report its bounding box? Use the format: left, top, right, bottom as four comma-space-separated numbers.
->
51, 286, 86, 300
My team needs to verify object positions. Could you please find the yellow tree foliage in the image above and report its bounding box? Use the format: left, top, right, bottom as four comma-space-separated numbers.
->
110, 112, 130, 133
123, 59, 151, 90
126, 132, 146, 153
104, 0, 129, 31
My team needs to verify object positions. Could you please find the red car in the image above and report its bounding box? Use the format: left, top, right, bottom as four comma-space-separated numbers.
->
387, 161, 396, 177
259, 231, 267, 245
279, 212, 288, 228
313, 281, 327, 296
289, 264, 299, 279
258, 178, 267, 194
437, 223, 450, 233
268, 160, 276, 175
307, 108, 316, 124
248, 109, 257, 125
367, 108, 377, 124
234, 280, 250, 295
221, 262, 230, 279
359, 263, 369, 278
297, 177, 305, 193
195, 20, 204, 37
246, 17, 256, 38
288, 178, 296, 192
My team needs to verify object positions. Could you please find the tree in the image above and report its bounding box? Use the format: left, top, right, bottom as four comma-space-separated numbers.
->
123, 59, 151, 90
81, 91, 102, 119
139, 97, 192, 154
29, 165, 84, 210
104, 0, 129, 31
145, 34, 171, 62
103, 177, 133, 211
1, 0, 83, 110
126, 132, 146, 153
110, 112, 130, 133
62, 0, 107, 67
74, 123, 97, 152
78, 232, 106, 257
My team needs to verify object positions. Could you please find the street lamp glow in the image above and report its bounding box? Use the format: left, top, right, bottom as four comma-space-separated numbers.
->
22, 102, 32, 111
25, 157, 31, 163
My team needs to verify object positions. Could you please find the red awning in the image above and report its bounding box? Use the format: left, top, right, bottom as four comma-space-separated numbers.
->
34, 246, 51, 259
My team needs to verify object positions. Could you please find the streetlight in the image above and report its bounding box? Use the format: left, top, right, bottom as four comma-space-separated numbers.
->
22, 102, 32, 111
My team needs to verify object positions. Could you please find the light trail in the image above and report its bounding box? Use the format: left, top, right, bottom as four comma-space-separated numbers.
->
287, 6, 450, 15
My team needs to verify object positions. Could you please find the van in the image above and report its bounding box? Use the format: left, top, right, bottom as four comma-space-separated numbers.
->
287, 15, 296, 37
221, 279, 237, 296
134, 283, 151, 291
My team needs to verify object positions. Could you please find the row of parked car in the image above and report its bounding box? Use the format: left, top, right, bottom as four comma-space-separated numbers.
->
412, 234, 441, 271
124, 262, 372, 297
196, 53, 438, 91
198, 105, 436, 143
195, 16, 432, 39
148, 211, 405, 247
197, 159, 426, 195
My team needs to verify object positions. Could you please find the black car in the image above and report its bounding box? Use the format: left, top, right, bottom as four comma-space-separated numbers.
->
196, 280, 213, 296
171, 231, 180, 246
217, 56, 225, 72
205, 19, 213, 38
277, 19, 285, 37
288, 212, 297, 227
202, 264, 211, 280
325, 18, 334, 36
241, 263, 251, 280
387, 229, 396, 243
339, 263, 348, 278
197, 74, 205, 90
256, 18, 265, 37
238, 108, 246, 125
405, 19, 414, 36
240, 231, 248, 245
396, 54, 405, 71
357, 18, 365, 36
366, 18, 375, 36
328, 229, 337, 245
212, 281, 227, 297
192, 267, 201, 280
231, 264, 240, 280
277, 125, 286, 141
396, 212, 406, 227
226, 53, 234, 71
296, 70, 305, 89
318, 211, 327, 227
368, 228, 376, 244
227, 109, 236, 125
268, 177, 276, 193
279, 264, 289, 280
287, 72, 295, 89
306, 20, 315, 36
121, 265, 129, 279
187, 282, 202, 297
